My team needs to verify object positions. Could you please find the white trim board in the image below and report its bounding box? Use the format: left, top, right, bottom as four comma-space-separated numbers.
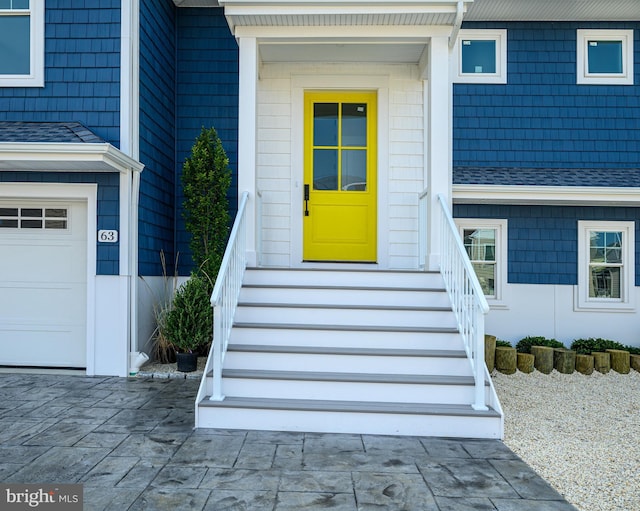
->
453, 184, 640, 206
290, 73, 391, 268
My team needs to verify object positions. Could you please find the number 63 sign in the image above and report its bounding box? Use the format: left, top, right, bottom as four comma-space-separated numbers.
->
98, 230, 118, 243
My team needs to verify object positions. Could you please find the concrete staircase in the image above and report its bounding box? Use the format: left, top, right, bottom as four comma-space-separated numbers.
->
196, 268, 502, 438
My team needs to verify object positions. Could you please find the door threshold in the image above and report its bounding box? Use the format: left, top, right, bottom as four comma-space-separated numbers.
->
298, 261, 380, 270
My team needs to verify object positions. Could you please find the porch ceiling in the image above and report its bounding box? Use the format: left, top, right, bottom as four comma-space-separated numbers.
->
259, 42, 427, 64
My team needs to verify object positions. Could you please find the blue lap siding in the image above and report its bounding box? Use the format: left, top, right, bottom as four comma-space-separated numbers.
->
453, 21, 640, 171
175, 7, 239, 274
0, 0, 121, 145
454, 204, 640, 287
0, 0, 121, 275
138, 0, 178, 276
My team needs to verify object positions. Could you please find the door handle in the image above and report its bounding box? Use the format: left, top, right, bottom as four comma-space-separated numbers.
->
304, 184, 310, 216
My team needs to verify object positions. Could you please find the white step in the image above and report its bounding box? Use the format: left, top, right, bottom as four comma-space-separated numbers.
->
218, 369, 489, 405
239, 285, 451, 308
197, 397, 502, 438
234, 304, 457, 329
229, 324, 464, 351
243, 268, 444, 289
224, 345, 471, 376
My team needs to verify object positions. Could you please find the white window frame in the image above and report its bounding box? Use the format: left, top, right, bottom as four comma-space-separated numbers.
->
576, 29, 634, 85
451, 29, 507, 84
575, 220, 635, 311
456, 218, 508, 307
0, 0, 44, 87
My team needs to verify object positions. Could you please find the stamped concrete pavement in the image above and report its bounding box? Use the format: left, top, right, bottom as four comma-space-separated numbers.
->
0, 374, 577, 511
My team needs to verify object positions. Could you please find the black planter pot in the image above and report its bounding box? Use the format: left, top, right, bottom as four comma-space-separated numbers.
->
176, 352, 198, 372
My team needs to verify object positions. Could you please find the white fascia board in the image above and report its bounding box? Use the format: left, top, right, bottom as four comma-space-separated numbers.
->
0, 143, 145, 174
453, 184, 640, 206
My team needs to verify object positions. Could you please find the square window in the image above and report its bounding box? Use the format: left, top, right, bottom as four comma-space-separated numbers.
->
577, 30, 634, 85
462, 40, 496, 74
0, 0, 44, 87
456, 219, 508, 305
452, 29, 507, 84
576, 221, 635, 311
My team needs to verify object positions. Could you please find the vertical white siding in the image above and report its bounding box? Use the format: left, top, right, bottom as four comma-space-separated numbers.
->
257, 63, 425, 269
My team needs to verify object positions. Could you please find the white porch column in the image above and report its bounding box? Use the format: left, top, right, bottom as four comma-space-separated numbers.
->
237, 36, 259, 267
424, 35, 452, 271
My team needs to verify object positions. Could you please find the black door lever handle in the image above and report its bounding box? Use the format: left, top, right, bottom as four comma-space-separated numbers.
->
304, 184, 310, 216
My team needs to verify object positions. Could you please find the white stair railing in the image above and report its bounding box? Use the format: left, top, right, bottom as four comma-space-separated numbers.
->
195, 192, 250, 409
436, 193, 490, 411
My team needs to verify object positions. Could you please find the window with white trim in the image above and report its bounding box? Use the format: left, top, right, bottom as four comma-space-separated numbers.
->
451, 29, 507, 84
576, 29, 634, 85
456, 219, 508, 303
0, 0, 44, 87
576, 221, 635, 311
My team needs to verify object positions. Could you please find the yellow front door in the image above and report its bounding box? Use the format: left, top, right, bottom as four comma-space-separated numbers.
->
303, 91, 377, 262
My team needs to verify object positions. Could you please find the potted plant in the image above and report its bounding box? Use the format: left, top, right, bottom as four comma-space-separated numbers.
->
163, 272, 213, 372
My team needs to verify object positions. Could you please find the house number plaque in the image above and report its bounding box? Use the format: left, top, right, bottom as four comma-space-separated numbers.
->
98, 230, 118, 243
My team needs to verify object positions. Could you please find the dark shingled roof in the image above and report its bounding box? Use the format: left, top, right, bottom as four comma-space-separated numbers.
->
0, 122, 105, 144
454, 167, 640, 188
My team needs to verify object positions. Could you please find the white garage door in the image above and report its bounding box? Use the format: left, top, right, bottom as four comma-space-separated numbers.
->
0, 201, 87, 368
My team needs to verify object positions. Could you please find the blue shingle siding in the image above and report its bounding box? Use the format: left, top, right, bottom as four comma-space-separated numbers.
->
453, 22, 640, 175
0, 0, 121, 146
138, 0, 177, 276
454, 204, 640, 287
175, 7, 239, 275
0, 172, 120, 276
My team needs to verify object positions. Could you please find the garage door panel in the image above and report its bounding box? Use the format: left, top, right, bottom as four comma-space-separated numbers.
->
0, 325, 86, 367
0, 200, 87, 368
0, 282, 85, 320
0, 241, 86, 283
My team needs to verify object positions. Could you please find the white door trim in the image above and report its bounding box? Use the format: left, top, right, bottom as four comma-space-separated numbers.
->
0, 183, 97, 373
290, 73, 390, 268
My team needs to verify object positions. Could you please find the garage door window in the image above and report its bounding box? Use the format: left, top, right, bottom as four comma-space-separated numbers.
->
0, 207, 68, 229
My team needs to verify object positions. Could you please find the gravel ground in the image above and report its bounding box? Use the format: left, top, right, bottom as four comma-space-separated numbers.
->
492, 369, 640, 511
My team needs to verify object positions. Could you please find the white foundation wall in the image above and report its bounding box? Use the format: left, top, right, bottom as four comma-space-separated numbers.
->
486, 283, 640, 348
257, 63, 424, 269
137, 275, 190, 361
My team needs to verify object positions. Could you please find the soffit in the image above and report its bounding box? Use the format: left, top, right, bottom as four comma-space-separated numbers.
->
217, 1, 470, 31
466, 0, 640, 21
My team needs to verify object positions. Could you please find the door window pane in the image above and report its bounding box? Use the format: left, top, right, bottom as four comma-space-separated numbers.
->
341, 149, 367, 191
341, 103, 367, 147
461, 39, 496, 74
313, 103, 338, 146
588, 40, 623, 74
0, 15, 30, 75
313, 149, 338, 190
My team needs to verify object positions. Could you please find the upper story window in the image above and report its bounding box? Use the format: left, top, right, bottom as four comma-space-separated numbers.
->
456, 218, 508, 305
577, 30, 634, 85
0, 0, 44, 87
576, 221, 635, 311
451, 29, 507, 84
